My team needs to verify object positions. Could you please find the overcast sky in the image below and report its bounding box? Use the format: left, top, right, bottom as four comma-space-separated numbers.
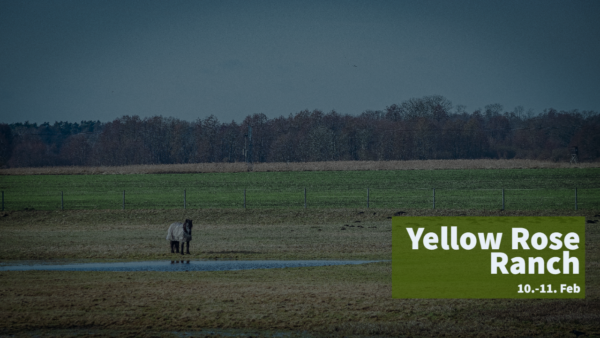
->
1, 0, 599, 124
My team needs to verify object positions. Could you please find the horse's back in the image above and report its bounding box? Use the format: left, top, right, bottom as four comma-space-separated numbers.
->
166, 222, 183, 241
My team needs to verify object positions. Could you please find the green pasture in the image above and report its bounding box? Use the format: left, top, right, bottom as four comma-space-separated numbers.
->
1, 168, 599, 210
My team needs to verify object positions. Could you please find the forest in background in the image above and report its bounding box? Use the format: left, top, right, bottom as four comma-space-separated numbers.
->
1, 96, 599, 168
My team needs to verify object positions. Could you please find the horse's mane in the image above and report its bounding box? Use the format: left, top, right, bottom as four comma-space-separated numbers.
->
183, 219, 193, 234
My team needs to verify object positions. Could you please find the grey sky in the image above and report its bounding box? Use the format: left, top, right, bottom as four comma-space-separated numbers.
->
1, 0, 599, 124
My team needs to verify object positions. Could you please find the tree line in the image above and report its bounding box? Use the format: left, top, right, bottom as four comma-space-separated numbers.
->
1, 95, 599, 168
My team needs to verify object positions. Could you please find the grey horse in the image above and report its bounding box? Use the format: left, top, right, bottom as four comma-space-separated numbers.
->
166, 219, 193, 255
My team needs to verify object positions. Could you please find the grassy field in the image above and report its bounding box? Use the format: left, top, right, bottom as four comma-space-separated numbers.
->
1, 208, 600, 337
2, 168, 600, 211
1, 164, 600, 337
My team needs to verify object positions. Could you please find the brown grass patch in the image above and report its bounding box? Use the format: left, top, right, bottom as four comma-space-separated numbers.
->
2, 159, 599, 175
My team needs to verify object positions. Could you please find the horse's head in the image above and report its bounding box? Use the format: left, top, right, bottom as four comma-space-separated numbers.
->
184, 219, 193, 234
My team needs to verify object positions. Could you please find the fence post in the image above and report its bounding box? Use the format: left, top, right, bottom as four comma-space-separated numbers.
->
244, 189, 246, 209
502, 189, 505, 210
367, 188, 370, 209
575, 188, 578, 211
123, 190, 125, 210
61, 191, 64, 211
433, 188, 435, 209
304, 187, 307, 209
184, 189, 186, 209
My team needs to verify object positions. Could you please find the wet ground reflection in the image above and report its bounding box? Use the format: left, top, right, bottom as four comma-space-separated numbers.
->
0, 260, 382, 272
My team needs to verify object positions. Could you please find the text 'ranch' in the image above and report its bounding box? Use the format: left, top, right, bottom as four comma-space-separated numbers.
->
406, 227, 580, 275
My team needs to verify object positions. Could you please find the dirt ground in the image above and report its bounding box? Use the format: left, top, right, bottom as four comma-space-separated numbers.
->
2, 158, 599, 175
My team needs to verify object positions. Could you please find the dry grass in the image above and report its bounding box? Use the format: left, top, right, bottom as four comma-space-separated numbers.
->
1, 263, 600, 337
1, 208, 598, 262
1, 209, 600, 337
0, 210, 391, 262
2, 159, 599, 175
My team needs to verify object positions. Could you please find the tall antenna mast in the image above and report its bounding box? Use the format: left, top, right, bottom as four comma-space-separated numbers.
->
570, 146, 578, 164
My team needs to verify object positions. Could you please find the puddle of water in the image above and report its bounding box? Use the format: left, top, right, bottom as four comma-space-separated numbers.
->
0, 260, 382, 272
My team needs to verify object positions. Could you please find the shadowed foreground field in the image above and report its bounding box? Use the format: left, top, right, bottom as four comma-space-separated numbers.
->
1, 209, 600, 337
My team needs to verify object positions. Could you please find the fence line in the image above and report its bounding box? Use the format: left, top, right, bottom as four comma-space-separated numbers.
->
304, 187, 307, 209
1, 187, 597, 211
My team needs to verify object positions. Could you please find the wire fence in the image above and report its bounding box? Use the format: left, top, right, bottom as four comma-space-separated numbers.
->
1, 187, 598, 211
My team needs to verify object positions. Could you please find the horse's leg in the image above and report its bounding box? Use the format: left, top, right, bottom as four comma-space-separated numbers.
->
175, 241, 180, 253
185, 241, 190, 255
170, 241, 175, 253
180, 242, 184, 255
